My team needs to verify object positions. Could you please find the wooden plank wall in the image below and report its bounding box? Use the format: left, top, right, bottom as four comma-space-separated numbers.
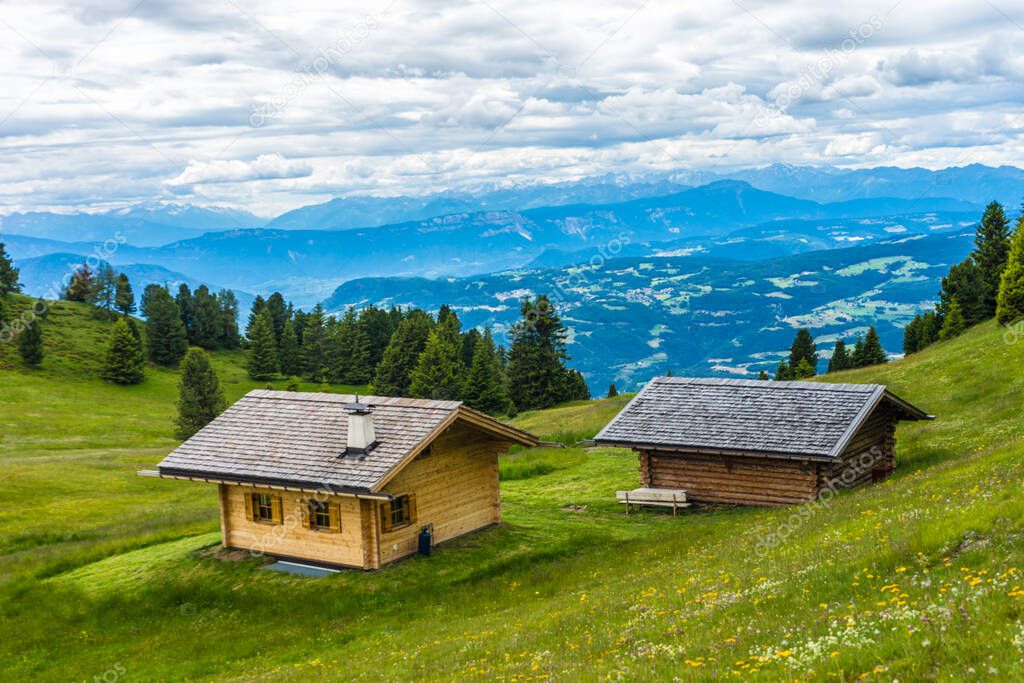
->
818, 406, 898, 493
221, 486, 365, 567
377, 423, 503, 565
645, 450, 819, 506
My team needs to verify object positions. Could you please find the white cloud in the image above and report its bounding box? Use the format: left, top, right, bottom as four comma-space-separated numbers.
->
0, 0, 1022, 214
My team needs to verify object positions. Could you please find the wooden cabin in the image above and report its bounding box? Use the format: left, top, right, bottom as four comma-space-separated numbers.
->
140, 390, 538, 569
595, 377, 931, 507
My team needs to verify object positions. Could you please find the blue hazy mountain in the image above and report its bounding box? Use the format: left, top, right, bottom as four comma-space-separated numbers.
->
0, 203, 266, 247
325, 230, 976, 392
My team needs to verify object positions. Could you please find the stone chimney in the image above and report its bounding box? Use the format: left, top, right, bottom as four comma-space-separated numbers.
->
345, 400, 377, 457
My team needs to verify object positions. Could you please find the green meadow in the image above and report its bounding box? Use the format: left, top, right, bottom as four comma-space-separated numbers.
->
1, 294, 1023, 680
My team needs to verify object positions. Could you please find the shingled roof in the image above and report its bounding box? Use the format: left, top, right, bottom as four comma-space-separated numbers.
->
594, 377, 930, 460
155, 390, 538, 493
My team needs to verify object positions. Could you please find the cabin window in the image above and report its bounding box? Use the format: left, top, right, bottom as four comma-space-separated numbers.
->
308, 500, 336, 531
246, 492, 282, 524
382, 494, 415, 532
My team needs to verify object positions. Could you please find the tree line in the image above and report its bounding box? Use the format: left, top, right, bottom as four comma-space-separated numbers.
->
904, 201, 1024, 354
769, 324, 888, 380
243, 293, 590, 415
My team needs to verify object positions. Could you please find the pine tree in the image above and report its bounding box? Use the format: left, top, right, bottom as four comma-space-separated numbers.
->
756, 370, 769, 381
564, 369, 591, 401
774, 360, 791, 380
792, 358, 815, 379
93, 265, 117, 315
176, 284, 195, 343
217, 290, 241, 349
190, 285, 223, 349
939, 258, 987, 326
917, 311, 940, 350
64, 264, 95, 302
996, 216, 1024, 325
903, 316, 922, 355
372, 309, 433, 396
788, 328, 818, 375
300, 304, 328, 380
101, 317, 145, 385
850, 335, 865, 367
857, 326, 888, 366
246, 295, 267, 340
460, 328, 482, 368
974, 201, 1012, 316
327, 308, 372, 384
17, 319, 43, 367
174, 348, 226, 440
0, 242, 20, 296
114, 273, 135, 316
140, 283, 162, 319
278, 320, 301, 377
463, 330, 509, 414
607, 383, 618, 398
828, 340, 850, 372
507, 296, 574, 411
145, 286, 188, 366
939, 298, 966, 340
358, 305, 397, 369
247, 309, 279, 380
409, 313, 465, 400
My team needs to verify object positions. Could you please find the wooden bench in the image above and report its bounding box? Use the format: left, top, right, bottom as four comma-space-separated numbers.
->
617, 487, 689, 515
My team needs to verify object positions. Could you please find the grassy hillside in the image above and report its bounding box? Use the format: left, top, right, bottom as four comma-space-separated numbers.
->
2, 296, 1023, 680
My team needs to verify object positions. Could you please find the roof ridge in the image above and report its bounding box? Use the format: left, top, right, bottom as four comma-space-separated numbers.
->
246, 390, 463, 409
651, 376, 880, 392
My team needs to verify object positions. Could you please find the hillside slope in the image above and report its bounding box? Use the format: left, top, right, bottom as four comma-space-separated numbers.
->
1, 304, 1022, 680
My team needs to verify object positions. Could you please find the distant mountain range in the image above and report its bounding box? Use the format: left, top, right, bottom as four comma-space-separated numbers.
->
0, 181, 982, 308
325, 230, 975, 391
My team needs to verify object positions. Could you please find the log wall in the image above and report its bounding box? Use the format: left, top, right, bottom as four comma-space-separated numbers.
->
376, 423, 504, 565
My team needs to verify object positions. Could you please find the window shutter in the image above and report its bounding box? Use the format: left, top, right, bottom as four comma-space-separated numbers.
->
271, 495, 283, 524
408, 494, 417, 524
244, 492, 254, 521
381, 502, 393, 533
330, 502, 342, 532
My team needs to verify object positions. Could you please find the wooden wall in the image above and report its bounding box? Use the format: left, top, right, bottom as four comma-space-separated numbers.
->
639, 405, 901, 507
376, 423, 503, 566
220, 485, 365, 568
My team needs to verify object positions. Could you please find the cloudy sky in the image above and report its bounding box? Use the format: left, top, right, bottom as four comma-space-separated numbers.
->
2, 0, 1024, 215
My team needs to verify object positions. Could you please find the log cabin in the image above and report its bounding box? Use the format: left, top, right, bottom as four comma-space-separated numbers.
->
139, 390, 538, 569
594, 377, 932, 507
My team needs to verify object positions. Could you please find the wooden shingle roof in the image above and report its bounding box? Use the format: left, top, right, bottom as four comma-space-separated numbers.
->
155, 390, 537, 493
594, 377, 930, 460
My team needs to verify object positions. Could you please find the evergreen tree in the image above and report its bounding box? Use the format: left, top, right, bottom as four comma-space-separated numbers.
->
0, 241, 20, 296
917, 311, 940, 350
140, 283, 162, 319
17, 319, 43, 367
856, 326, 888, 366
114, 273, 135, 316
190, 285, 223, 349
101, 317, 145, 385
756, 370, 769, 380
175, 284, 195, 342
409, 313, 465, 400
460, 327, 482, 368
299, 304, 328, 380
174, 348, 226, 440
327, 308, 372, 384
996, 216, 1024, 325
828, 339, 850, 372
278, 320, 301, 377
216, 290, 241, 349
265, 292, 289, 345
939, 298, 967, 340
788, 328, 818, 375
92, 265, 117, 315
507, 296, 574, 411
358, 305, 398, 369
564, 369, 591, 401
974, 201, 1012, 316
850, 335, 865, 367
246, 295, 267, 340
774, 360, 791, 381
607, 383, 618, 398
247, 309, 279, 381
792, 358, 815, 379
463, 330, 510, 414
372, 309, 433, 396
145, 286, 188, 366
938, 258, 987, 326
64, 264, 95, 302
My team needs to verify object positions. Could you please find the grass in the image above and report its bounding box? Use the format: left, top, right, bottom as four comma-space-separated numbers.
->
2, 294, 1024, 680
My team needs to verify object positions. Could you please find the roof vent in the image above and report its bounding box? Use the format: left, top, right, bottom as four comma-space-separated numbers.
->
344, 399, 377, 458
